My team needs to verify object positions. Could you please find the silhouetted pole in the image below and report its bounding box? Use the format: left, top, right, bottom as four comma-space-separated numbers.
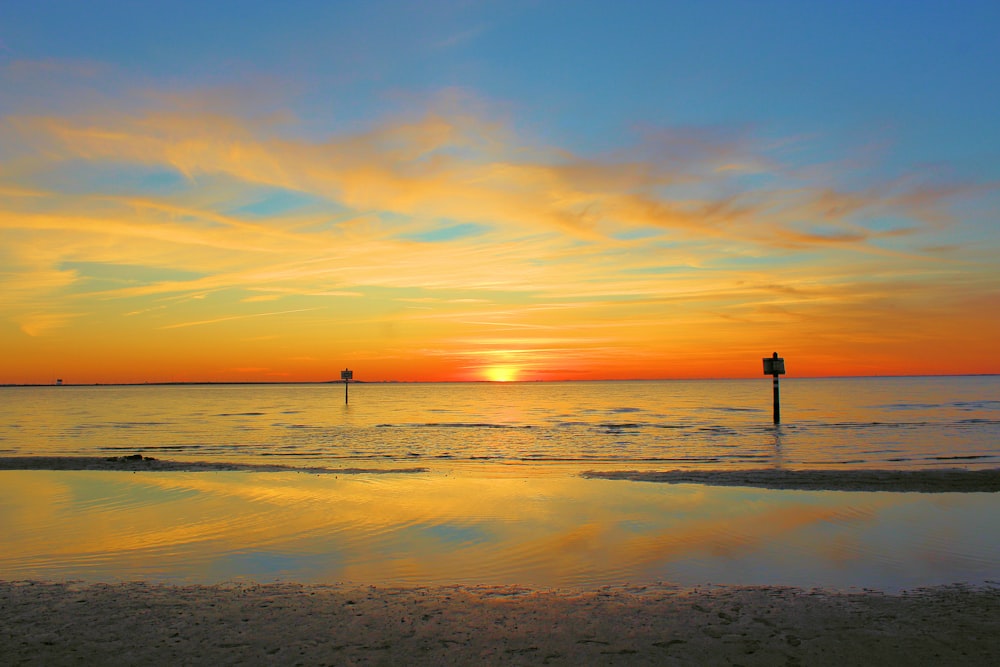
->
341, 368, 353, 404
762, 352, 785, 424
772, 367, 780, 424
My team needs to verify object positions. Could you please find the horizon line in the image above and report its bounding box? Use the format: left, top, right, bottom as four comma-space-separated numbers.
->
2, 373, 998, 388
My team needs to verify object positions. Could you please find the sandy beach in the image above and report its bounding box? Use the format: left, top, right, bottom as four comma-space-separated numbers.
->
2, 580, 998, 665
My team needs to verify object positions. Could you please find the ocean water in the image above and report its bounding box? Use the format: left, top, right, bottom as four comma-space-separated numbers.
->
1, 377, 998, 590
1, 376, 998, 470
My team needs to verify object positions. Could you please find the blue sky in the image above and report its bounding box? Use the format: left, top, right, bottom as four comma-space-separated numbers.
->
7, 1, 997, 156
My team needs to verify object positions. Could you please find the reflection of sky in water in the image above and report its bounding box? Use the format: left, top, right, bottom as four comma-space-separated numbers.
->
1, 470, 997, 592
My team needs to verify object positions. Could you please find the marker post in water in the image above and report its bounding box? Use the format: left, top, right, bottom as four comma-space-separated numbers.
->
341, 368, 353, 404
762, 352, 785, 424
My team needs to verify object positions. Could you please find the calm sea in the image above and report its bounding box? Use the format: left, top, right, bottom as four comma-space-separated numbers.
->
3, 377, 998, 590
2, 376, 998, 470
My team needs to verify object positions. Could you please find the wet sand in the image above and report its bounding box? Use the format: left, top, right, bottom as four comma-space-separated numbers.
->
4, 457, 999, 493
583, 468, 1000, 492
0, 456, 427, 475
2, 581, 997, 665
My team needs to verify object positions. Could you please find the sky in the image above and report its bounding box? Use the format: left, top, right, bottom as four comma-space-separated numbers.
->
1, 0, 998, 384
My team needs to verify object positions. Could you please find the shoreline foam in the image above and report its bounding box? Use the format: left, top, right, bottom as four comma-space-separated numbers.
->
2, 580, 997, 665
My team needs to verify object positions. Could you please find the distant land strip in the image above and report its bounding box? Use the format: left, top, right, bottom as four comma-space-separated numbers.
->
582, 468, 1000, 493
0, 456, 428, 475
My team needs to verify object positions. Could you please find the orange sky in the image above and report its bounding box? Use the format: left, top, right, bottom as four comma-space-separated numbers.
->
2, 3, 999, 384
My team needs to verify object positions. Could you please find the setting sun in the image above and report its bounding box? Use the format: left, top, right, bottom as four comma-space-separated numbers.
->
485, 366, 519, 382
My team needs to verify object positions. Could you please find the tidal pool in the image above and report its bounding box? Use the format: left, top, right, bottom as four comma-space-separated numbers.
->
1, 468, 997, 592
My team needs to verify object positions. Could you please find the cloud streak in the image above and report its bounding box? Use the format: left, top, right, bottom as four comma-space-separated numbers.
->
158, 306, 326, 330
1, 77, 996, 381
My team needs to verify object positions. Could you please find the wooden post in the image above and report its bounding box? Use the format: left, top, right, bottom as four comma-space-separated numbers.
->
772, 358, 780, 424
762, 352, 785, 425
341, 369, 353, 404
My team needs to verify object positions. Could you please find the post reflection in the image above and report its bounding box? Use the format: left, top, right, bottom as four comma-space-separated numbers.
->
770, 425, 785, 469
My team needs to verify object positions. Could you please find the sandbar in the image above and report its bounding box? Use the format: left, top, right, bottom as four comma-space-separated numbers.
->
1, 581, 997, 665
0, 456, 427, 475
582, 468, 1000, 492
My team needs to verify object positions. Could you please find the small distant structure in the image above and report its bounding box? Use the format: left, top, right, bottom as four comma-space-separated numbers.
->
55, 379, 63, 386
762, 352, 785, 424
341, 368, 353, 404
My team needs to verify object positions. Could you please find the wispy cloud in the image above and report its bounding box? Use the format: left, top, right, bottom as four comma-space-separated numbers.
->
1, 76, 996, 379
158, 306, 325, 330
14, 311, 81, 337
10, 100, 965, 252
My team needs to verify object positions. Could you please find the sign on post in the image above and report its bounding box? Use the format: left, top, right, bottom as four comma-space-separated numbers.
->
762, 356, 785, 375
341, 368, 353, 404
762, 353, 785, 424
